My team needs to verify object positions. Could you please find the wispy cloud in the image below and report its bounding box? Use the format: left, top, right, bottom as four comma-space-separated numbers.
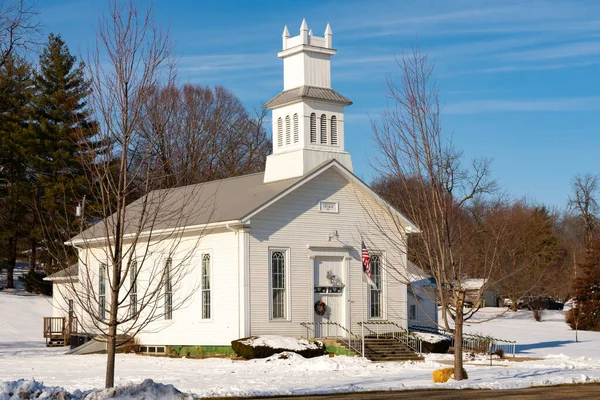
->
504, 41, 600, 61
443, 97, 600, 114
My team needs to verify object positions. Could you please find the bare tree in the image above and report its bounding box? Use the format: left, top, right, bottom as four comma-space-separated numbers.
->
0, 0, 40, 68
135, 84, 271, 189
369, 47, 498, 380
43, 1, 211, 389
568, 173, 599, 248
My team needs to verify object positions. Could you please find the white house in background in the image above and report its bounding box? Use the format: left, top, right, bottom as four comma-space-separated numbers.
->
47, 20, 431, 350
462, 279, 499, 308
406, 262, 438, 330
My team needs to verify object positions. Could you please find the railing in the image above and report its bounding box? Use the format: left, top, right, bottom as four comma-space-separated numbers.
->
300, 321, 363, 356
43, 316, 78, 346
358, 321, 423, 354
409, 324, 516, 357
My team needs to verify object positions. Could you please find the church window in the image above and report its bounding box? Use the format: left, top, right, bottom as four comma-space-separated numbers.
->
271, 250, 287, 319
277, 117, 283, 148
99, 263, 106, 320
331, 116, 337, 145
293, 114, 299, 143
130, 261, 138, 317
201, 253, 211, 319
320, 114, 327, 144
285, 115, 291, 145
165, 258, 173, 320
369, 255, 383, 319
310, 113, 317, 143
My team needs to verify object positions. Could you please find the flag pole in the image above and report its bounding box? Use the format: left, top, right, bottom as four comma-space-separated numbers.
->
361, 274, 365, 357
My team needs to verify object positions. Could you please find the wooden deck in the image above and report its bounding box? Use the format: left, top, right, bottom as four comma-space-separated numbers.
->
43, 316, 77, 347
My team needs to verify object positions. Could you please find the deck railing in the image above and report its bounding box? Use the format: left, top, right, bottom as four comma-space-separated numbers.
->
43, 316, 78, 346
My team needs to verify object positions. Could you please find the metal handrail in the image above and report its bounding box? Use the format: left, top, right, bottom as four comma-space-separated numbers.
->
300, 321, 363, 356
409, 324, 516, 357
358, 321, 423, 354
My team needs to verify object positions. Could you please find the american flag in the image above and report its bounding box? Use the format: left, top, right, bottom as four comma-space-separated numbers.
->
361, 241, 372, 279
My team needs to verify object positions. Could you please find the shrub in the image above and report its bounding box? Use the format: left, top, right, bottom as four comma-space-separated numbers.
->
493, 348, 505, 359
19, 270, 52, 295
432, 367, 468, 383
420, 338, 451, 354
231, 336, 327, 360
533, 308, 544, 322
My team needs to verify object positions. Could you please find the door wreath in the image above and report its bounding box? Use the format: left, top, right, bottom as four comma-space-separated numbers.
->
314, 300, 327, 316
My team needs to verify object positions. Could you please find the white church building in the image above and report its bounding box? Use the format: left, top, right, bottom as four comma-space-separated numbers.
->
47, 20, 435, 352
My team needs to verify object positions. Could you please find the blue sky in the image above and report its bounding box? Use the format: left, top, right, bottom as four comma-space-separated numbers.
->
38, 0, 600, 209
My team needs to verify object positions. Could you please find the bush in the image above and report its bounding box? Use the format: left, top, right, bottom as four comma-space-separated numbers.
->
420, 338, 451, 354
533, 308, 544, 322
19, 270, 52, 295
231, 336, 327, 360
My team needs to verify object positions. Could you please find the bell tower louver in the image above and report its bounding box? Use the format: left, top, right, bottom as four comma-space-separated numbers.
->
263, 19, 353, 183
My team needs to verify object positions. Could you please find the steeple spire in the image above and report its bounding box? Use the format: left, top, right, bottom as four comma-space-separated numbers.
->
263, 20, 353, 183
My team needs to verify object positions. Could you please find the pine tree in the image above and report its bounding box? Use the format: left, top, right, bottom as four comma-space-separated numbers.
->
29, 33, 98, 271
0, 55, 34, 288
569, 240, 600, 331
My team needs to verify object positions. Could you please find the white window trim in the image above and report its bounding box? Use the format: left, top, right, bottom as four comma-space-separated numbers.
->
200, 250, 213, 322
129, 260, 139, 317
319, 200, 339, 213
99, 262, 107, 321
268, 247, 291, 321
164, 258, 173, 320
367, 253, 387, 320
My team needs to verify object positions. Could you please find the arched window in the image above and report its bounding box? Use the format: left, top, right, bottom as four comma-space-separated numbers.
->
369, 255, 382, 318
202, 254, 211, 319
309, 113, 317, 143
271, 251, 286, 319
277, 117, 283, 148
321, 114, 327, 144
293, 114, 299, 143
285, 115, 291, 145
320, 114, 327, 144
330, 116, 337, 145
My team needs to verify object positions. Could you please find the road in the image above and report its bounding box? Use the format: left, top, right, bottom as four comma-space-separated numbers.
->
235, 383, 600, 399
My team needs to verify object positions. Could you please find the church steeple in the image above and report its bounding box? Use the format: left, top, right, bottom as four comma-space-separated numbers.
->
263, 20, 353, 184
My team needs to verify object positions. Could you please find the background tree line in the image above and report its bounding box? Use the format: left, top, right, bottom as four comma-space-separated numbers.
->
0, 2, 270, 290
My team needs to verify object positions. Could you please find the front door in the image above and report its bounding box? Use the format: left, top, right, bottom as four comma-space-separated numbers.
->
313, 257, 345, 338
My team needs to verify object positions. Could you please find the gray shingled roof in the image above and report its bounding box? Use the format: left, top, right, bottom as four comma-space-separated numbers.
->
70, 171, 303, 244
264, 86, 352, 109
44, 264, 78, 281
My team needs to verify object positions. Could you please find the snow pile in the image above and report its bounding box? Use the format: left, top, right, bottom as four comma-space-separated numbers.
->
241, 335, 321, 350
0, 378, 196, 400
83, 379, 195, 400
412, 332, 449, 343
0, 378, 72, 400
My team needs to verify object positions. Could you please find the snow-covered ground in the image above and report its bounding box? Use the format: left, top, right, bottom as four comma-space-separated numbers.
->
1, 286, 600, 399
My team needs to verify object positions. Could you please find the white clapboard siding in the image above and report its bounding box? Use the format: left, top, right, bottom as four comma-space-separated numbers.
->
76, 229, 241, 346
248, 167, 408, 338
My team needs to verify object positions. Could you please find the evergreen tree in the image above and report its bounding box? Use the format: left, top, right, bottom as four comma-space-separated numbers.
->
29, 33, 98, 271
569, 240, 600, 331
0, 55, 34, 288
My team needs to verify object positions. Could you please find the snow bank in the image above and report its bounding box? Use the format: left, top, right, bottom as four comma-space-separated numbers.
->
412, 332, 449, 344
240, 335, 321, 351
0, 378, 195, 400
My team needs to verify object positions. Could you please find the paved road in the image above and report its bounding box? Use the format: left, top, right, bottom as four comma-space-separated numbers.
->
236, 383, 600, 399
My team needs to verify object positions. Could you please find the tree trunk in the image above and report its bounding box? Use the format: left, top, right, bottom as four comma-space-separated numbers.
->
105, 282, 119, 388
6, 235, 17, 289
453, 291, 466, 380
30, 238, 37, 272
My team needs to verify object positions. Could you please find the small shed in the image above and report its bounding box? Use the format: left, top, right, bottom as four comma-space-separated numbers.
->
462, 279, 498, 308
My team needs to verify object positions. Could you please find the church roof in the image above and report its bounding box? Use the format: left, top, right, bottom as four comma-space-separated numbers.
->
264, 85, 352, 109
44, 264, 78, 281
69, 172, 303, 245
69, 159, 418, 246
